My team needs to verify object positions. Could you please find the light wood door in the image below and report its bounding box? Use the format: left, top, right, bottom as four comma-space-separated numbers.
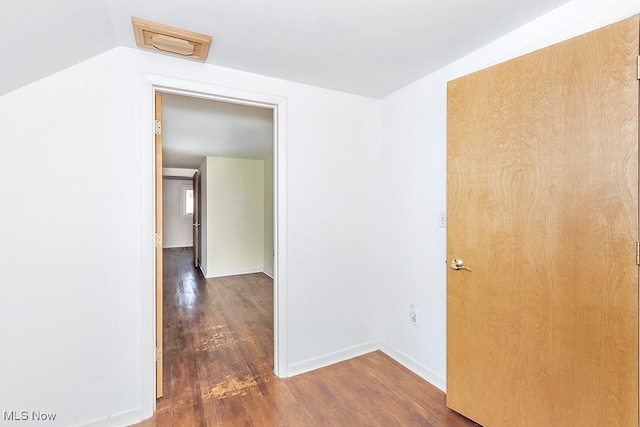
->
192, 171, 200, 268
447, 16, 639, 426
155, 92, 164, 398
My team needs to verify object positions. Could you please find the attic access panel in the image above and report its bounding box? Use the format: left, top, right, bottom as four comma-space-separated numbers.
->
132, 17, 212, 61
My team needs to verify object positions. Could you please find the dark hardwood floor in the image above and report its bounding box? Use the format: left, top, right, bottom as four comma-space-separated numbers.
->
132, 247, 478, 426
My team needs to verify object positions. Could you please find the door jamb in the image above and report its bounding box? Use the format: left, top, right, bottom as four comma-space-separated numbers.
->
139, 73, 289, 418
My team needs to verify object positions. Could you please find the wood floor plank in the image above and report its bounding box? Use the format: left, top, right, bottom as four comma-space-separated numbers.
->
130, 247, 478, 426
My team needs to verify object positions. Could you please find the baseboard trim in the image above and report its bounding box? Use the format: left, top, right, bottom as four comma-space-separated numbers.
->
67, 407, 141, 427
204, 268, 265, 279
379, 341, 446, 392
287, 341, 380, 377
287, 341, 446, 392
262, 269, 274, 279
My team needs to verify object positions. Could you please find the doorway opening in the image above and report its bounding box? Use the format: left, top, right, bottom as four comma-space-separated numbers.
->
139, 74, 289, 417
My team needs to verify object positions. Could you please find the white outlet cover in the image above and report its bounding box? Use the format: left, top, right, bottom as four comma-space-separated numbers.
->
410, 304, 418, 327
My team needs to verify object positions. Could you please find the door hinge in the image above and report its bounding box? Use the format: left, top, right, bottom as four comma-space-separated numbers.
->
155, 233, 162, 248
156, 346, 162, 361
636, 241, 639, 265
155, 120, 162, 135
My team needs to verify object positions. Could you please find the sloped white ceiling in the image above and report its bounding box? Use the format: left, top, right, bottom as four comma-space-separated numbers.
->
2, 0, 573, 98
0, 0, 117, 96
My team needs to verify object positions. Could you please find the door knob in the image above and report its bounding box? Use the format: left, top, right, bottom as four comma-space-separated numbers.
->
451, 258, 472, 272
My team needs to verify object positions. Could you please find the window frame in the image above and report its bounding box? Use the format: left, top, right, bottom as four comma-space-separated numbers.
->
180, 184, 194, 218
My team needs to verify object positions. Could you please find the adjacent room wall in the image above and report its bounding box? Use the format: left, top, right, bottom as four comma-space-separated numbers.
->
162, 178, 193, 248
203, 156, 265, 278
264, 156, 274, 277
378, 0, 640, 391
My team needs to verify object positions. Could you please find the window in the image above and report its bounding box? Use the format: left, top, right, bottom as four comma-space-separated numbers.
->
181, 185, 194, 217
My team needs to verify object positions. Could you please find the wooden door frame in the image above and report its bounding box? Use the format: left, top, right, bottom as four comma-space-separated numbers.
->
139, 73, 289, 417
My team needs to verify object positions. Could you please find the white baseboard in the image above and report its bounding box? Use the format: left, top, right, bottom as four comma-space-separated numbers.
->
262, 268, 274, 278
287, 341, 446, 393
67, 407, 141, 427
379, 341, 446, 392
204, 268, 265, 279
287, 341, 380, 377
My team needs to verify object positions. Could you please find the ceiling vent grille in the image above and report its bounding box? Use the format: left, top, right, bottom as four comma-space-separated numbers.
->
132, 17, 212, 61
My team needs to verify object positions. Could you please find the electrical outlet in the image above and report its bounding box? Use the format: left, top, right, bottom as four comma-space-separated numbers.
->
439, 211, 446, 228
410, 304, 419, 327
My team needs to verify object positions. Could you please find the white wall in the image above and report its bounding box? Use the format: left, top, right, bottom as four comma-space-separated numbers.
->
0, 45, 380, 426
0, 55, 142, 427
264, 157, 274, 277
202, 157, 265, 278
378, 0, 640, 391
162, 178, 193, 248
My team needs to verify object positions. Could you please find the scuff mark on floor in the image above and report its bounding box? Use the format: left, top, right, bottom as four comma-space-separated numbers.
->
196, 325, 253, 352
204, 374, 259, 399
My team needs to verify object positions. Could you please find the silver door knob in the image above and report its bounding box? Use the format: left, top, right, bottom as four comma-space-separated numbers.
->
451, 258, 472, 272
